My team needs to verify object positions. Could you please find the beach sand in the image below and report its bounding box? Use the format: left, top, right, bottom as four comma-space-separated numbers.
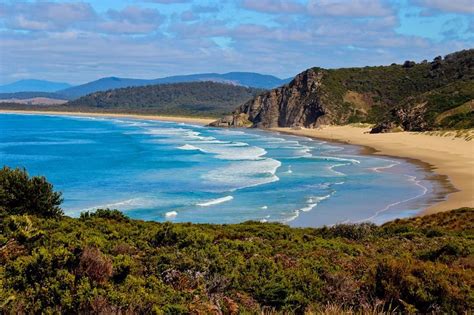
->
272, 126, 474, 215
2, 109, 472, 215
0, 110, 215, 126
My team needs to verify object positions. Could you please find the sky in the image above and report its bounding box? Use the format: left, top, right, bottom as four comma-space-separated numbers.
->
0, 0, 473, 84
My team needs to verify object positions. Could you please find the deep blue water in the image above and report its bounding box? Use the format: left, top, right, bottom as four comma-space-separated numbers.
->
0, 113, 443, 226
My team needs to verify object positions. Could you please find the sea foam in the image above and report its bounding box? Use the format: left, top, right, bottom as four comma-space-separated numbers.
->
165, 211, 178, 218
202, 158, 282, 191
197, 196, 234, 207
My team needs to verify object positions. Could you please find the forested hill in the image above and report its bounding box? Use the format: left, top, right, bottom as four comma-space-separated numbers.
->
0, 167, 473, 313
212, 49, 473, 132
64, 81, 264, 117
58, 72, 290, 99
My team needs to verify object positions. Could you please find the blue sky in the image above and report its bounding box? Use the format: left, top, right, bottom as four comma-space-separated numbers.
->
0, 0, 472, 84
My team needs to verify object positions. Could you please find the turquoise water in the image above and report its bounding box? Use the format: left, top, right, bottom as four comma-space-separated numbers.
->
0, 113, 443, 226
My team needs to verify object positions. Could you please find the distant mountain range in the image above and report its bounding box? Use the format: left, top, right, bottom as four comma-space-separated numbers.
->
0, 81, 264, 117
0, 72, 291, 100
0, 79, 72, 93
64, 81, 263, 117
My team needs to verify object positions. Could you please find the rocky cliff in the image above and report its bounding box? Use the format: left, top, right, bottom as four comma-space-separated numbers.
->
210, 69, 339, 128
211, 49, 474, 132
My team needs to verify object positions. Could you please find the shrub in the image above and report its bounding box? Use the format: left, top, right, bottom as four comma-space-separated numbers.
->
0, 167, 63, 218
80, 208, 129, 221
318, 223, 377, 240
77, 247, 113, 283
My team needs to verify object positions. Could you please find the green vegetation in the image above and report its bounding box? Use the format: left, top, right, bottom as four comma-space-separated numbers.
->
64, 81, 264, 117
318, 49, 473, 131
1, 167, 473, 313
0, 167, 63, 218
0, 81, 263, 118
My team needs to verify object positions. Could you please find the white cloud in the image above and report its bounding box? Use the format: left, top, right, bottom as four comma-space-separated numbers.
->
241, 0, 305, 14
414, 0, 474, 14
2, 2, 96, 31
0, 0, 472, 85
1, 3, 164, 35
307, 0, 393, 17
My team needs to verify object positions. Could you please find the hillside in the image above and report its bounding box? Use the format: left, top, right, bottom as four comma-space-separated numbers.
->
0, 79, 71, 93
0, 91, 70, 100
58, 72, 289, 99
64, 81, 263, 117
0, 97, 67, 106
211, 49, 473, 132
0, 167, 473, 313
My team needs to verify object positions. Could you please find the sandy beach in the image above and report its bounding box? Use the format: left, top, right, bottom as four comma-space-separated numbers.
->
272, 126, 474, 215
0, 110, 215, 126
3, 109, 472, 215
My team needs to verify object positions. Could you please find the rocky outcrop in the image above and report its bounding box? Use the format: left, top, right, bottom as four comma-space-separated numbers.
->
371, 102, 429, 133
213, 68, 334, 128
208, 113, 252, 127
369, 122, 400, 133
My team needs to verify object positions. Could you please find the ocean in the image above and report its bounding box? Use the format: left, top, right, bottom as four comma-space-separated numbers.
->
0, 113, 443, 226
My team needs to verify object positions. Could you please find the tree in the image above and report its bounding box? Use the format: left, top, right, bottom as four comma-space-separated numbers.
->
0, 167, 63, 218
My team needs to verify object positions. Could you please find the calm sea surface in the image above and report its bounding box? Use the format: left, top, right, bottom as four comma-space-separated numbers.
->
0, 113, 443, 226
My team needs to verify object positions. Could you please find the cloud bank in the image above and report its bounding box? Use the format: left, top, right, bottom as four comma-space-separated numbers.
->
0, 0, 472, 84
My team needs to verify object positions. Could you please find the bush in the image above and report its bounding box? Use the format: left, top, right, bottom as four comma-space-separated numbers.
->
80, 208, 129, 221
317, 223, 377, 240
77, 247, 113, 284
0, 167, 63, 218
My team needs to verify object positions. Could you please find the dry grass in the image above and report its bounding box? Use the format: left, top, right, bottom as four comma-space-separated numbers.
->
347, 123, 374, 128
421, 128, 474, 141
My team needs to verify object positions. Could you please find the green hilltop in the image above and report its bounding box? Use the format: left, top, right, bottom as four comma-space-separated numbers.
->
320, 49, 474, 131
215, 49, 474, 132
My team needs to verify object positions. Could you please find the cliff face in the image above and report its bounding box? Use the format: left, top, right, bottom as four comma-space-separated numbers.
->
237, 69, 331, 128
211, 69, 340, 128
211, 69, 326, 128
210, 49, 474, 131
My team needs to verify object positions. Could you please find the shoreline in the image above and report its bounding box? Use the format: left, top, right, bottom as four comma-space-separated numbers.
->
271, 126, 474, 215
2, 109, 472, 217
0, 109, 216, 126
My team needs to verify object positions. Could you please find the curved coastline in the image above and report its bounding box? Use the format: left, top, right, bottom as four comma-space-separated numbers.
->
0, 109, 215, 126
271, 126, 473, 216
1, 109, 468, 220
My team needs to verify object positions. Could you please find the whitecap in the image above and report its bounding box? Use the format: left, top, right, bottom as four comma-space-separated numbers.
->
210, 129, 248, 136
0, 139, 95, 147
144, 127, 192, 136
327, 163, 348, 176
81, 198, 151, 212
224, 142, 249, 147
261, 205, 268, 210
300, 203, 317, 212
177, 144, 206, 152
197, 196, 234, 207
311, 156, 360, 164
165, 211, 178, 218
202, 158, 282, 191
300, 194, 331, 212
187, 143, 267, 160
